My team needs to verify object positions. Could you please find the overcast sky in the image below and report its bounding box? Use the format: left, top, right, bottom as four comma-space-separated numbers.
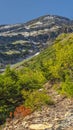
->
0, 0, 73, 25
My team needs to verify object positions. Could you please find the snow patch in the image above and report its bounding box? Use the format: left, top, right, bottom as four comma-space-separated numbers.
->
35, 21, 42, 25
44, 16, 54, 20
0, 24, 21, 29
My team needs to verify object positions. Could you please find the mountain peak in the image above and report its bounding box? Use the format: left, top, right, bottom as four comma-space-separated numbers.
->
0, 14, 73, 71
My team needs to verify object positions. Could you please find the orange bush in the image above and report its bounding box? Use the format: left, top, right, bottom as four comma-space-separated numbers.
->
9, 112, 13, 118
11, 105, 31, 118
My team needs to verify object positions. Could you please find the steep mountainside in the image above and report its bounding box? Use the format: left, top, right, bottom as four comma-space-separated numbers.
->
0, 15, 73, 70
1, 33, 73, 130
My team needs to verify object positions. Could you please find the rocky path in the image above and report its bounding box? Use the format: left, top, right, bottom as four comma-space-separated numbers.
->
1, 84, 73, 130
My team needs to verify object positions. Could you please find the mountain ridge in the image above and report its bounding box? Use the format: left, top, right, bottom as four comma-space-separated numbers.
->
0, 14, 72, 26
0, 14, 73, 70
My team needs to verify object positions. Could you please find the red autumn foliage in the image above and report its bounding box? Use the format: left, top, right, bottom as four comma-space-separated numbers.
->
9, 105, 31, 118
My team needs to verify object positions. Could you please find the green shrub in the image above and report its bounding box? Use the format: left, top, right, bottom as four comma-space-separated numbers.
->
22, 89, 54, 110
61, 75, 73, 97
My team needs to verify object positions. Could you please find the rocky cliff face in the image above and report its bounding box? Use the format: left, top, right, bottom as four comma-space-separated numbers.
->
0, 15, 73, 69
